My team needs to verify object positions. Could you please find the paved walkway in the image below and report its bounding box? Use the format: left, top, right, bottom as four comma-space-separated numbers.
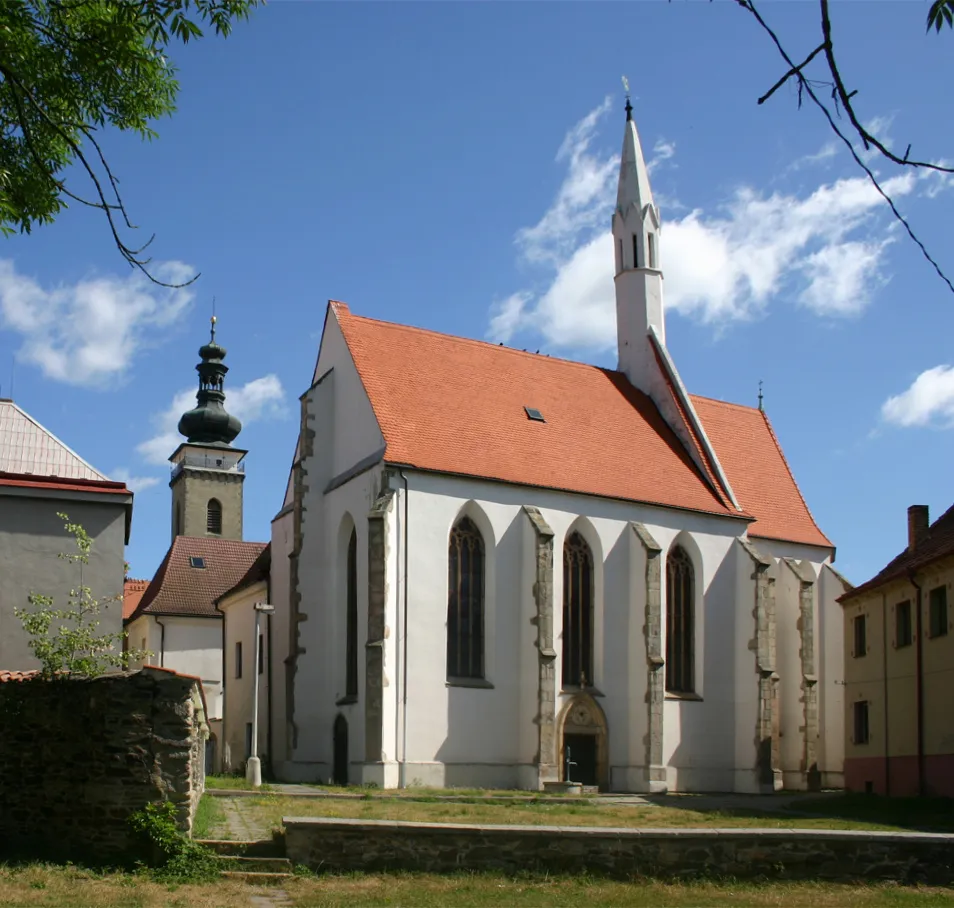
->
218, 797, 276, 841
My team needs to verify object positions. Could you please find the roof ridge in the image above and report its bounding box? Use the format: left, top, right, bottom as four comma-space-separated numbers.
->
759, 409, 831, 548
338, 309, 614, 374
689, 393, 761, 414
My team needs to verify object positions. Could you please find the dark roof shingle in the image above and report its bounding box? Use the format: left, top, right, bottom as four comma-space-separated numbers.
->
128, 537, 267, 621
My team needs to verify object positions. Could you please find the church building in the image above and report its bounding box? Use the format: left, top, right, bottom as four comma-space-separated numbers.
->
269, 104, 850, 793
126, 319, 266, 769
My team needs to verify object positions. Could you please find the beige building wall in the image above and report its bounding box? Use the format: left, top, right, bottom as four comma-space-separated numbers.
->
219, 579, 271, 774
842, 553, 954, 796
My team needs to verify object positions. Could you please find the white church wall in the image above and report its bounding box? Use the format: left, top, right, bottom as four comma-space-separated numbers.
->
389, 469, 746, 791
818, 564, 848, 788
269, 509, 293, 774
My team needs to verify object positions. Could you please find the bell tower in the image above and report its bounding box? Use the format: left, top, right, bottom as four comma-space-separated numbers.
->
169, 316, 246, 542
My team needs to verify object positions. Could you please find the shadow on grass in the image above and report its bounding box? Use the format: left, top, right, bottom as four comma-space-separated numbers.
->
639, 792, 954, 833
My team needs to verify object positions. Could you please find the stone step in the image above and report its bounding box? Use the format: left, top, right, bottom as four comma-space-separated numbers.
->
218, 856, 294, 874
220, 870, 294, 883
197, 838, 285, 858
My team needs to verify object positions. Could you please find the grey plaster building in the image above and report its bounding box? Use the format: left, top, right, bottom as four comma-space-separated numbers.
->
0, 399, 132, 670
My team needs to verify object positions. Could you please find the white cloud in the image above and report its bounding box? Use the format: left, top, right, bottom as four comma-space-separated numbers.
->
109, 469, 161, 494
489, 101, 948, 352
0, 260, 196, 387
882, 366, 954, 428
137, 375, 288, 465
648, 138, 676, 175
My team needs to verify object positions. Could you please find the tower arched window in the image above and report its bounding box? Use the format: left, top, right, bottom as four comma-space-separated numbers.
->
648, 233, 656, 269
562, 532, 594, 688
447, 517, 484, 680
666, 545, 695, 694
632, 234, 639, 269
206, 498, 222, 536
345, 527, 358, 697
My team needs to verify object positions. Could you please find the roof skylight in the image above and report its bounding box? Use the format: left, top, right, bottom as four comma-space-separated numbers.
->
189, 556, 206, 569
524, 407, 546, 423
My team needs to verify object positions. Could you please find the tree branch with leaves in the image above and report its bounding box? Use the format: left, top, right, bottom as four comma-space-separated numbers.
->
735, 0, 954, 296
0, 0, 261, 287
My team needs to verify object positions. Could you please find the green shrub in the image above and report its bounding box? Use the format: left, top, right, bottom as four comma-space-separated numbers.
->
127, 801, 219, 882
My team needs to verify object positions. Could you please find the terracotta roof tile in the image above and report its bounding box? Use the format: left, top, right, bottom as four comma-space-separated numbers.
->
218, 544, 271, 604
690, 396, 832, 549
127, 537, 267, 622
336, 308, 736, 519
333, 305, 831, 549
122, 579, 150, 621
0, 670, 39, 683
841, 503, 954, 601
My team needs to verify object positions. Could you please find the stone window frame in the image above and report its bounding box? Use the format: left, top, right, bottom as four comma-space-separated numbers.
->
852, 613, 868, 658
665, 544, 695, 695
206, 498, 223, 536
447, 516, 486, 683
895, 600, 913, 649
562, 530, 596, 690
929, 586, 949, 639
852, 699, 870, 745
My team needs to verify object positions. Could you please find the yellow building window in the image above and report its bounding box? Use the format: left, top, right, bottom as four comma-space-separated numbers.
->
852, 614, 867, 658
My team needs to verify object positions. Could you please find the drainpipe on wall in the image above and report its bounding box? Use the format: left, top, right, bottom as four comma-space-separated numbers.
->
909, 570, 925, 797
399, 469, 410, 789
881, 592, 890, 796
155, 616, 166, 668
266, 572, 274, 777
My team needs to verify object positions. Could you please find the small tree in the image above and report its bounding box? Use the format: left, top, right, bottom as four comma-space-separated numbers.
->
15, 512, 149, 678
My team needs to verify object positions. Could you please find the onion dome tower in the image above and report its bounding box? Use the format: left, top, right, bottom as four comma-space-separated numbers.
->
169, 316, 247, 542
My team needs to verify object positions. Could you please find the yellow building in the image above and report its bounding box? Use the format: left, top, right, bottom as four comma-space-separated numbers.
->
839, 504, 954, 797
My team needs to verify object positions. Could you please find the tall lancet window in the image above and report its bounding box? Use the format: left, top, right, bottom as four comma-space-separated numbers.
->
206, 498, 222, 535
562, 532, 594, 687
666, 546, 695, 693
345, 528, 358, 697
447, 517, 485, 680
632, 234, 639, 269
648, 233, 656, 269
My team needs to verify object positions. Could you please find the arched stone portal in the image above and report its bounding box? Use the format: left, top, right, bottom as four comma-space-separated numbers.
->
557, 694, 609, 790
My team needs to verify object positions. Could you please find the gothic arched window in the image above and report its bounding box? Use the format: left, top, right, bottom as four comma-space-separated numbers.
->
206, 498, 222, 536
563, 532, 594, 688
345, 527, 358, 697
666, 545, 695, 693
447, 517, 484, 680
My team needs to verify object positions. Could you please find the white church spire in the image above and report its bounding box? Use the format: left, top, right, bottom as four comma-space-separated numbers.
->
613, 95, 665, 394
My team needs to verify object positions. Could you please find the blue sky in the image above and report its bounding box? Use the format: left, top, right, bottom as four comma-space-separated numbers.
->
1, 2, 952, 584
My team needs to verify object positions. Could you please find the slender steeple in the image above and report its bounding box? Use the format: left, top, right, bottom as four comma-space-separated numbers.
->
177, 316, 242, 446
613, 92, 665, 394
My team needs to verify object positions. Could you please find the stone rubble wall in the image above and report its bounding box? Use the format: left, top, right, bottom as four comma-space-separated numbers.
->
284, 817, 954, 883
0, 667, 207, 861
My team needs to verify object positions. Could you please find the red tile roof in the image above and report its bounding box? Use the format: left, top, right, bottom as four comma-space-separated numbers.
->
0, 670, 39, 683
127, 536, 267, 622
122, 579, 150, 621
0, 471, 130, 496
217, 544, 271, 604
335, 305, 736, 519
333, 304, 831, 549
690, 396, 832, 549
840, 503, 954, 602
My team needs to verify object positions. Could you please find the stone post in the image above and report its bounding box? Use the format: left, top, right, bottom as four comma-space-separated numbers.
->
785, 558, 820, 792
631, 522, 667, 792
522, 506, 557, 785
365, 488, 395, 764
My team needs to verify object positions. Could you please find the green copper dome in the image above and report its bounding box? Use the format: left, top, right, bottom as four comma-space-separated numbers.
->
177, 317, 242, 446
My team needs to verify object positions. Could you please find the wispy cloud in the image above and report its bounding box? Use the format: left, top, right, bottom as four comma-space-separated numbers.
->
136, 375, 288, 466
488, 101, 949, 352
109, 469, 161, 494
0, 260, 196, 387
882, 366, 954, 428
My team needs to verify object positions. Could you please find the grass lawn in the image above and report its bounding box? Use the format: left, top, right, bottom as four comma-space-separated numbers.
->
1, 866, 952, 908
220, 793, 950, 837
203, 774, 273, 792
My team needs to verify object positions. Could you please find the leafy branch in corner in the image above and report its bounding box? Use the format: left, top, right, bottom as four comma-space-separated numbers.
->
0, 1, 261, 287
734, 0, 954, 297
14, 512, 150, 678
